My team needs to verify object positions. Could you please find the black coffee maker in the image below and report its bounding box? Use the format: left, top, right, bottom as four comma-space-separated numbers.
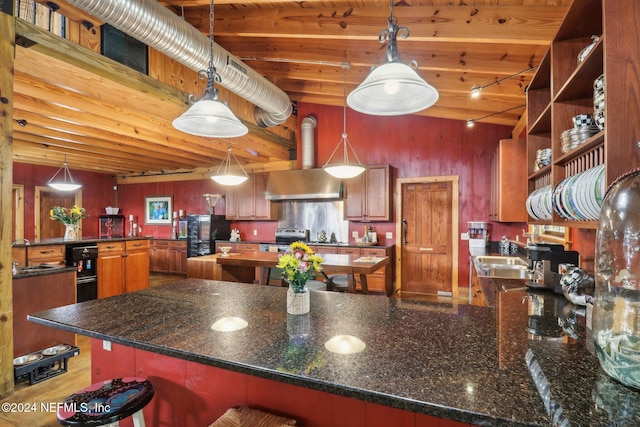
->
526, 243, 579, 294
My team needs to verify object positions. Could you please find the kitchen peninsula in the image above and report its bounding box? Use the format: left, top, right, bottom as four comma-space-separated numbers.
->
28, 277, 639, 426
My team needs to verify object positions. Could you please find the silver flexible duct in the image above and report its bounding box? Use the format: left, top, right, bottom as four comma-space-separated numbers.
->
66, 0, 292, 127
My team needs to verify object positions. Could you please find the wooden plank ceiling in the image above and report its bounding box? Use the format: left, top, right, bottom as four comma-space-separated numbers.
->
10, 0, 571, 178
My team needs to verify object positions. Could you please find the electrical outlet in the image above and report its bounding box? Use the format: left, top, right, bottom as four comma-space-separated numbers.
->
253, 229, 257, 236
461, 232, 469, 240
103, 340, 112, 351
352, 231, 359, 238
385, 232, 393, 239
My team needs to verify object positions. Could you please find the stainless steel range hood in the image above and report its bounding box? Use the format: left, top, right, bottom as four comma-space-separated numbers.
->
265, 169, 342, 200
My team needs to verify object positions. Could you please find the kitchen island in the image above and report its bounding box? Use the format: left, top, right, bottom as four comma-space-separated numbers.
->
28, 277, 640, 426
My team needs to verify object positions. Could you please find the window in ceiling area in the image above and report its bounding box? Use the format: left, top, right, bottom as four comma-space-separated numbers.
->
101, 23, 148, 75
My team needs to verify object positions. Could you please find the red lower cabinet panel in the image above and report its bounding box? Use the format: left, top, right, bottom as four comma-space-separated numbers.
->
89, 339, 471, 427
416, 413, 471, 427
91, 339, 135, 382
185, 360, 249, 425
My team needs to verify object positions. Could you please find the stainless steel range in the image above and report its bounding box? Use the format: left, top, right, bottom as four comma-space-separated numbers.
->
259, 228, 310, 253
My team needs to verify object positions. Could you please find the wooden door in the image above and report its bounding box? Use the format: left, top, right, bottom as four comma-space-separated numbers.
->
125, 240, 150, 292
399, 178, 458, 297
35, 186, 81, 240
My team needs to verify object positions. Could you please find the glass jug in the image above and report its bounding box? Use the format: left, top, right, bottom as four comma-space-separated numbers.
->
593, 168, 640, 389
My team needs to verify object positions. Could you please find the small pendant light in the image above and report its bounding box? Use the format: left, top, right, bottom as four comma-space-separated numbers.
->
211, 141, 249, 185
48, 154, 81, 191
323, 62, 366, 179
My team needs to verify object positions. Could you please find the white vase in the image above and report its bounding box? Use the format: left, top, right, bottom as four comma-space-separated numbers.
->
64, 224, 79, 241
287, 285, 310, 315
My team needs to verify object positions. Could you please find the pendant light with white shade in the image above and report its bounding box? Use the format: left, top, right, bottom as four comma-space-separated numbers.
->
48, 155, 82, 192
172, 0, 248, 138
323, 63, 366, 179
211, 141, 249, 185
347, 0, 439, 116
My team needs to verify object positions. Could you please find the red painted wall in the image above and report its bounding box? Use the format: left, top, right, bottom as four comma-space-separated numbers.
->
13, 162, 116, 239
13, 104, 537, 286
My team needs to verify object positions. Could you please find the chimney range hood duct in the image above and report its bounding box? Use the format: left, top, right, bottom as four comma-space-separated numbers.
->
266, 169, 342, 200
66, 0, 292, 127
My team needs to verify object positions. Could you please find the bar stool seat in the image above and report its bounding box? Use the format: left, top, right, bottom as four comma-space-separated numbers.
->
210, 406, 297, 426
57, 377, 154, 427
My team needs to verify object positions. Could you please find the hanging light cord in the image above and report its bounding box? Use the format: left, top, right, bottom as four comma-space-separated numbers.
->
325, 63, 362, 166
380, 0, 409, 64
189, 0, 221, 104
215, 143, 247, 176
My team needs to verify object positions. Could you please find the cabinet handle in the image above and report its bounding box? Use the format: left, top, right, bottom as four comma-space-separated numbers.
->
39, 250, 54, 254
106, 245, 116, 249
122, 254, 128, 257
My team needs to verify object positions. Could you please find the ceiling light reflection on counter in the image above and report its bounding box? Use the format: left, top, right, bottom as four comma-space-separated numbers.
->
211, 317, 248, 332
324, 335, 366, 354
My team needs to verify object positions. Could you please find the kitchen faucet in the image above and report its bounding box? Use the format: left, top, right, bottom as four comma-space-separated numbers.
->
11, 238, 30, 246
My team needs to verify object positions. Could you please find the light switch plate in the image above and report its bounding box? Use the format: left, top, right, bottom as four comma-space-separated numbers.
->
352, 231, 359, 238
103, 340, 112, 351
461, 232, 469, 240
385, 232, 393, 239
253, 229, 257, 236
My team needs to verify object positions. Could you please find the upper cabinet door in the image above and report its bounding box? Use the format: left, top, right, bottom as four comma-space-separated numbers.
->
344, 164, 392, 222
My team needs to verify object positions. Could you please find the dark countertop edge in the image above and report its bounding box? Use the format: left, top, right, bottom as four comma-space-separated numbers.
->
216, 240, 395, 249
13, 266, 76, 279
26, 314, 531, 427
12, 237, 153, 247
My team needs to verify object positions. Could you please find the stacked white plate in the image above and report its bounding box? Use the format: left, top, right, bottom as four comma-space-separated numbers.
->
551, 164, 605, 221
526, 185, 553, 221
594, 74, 605, 130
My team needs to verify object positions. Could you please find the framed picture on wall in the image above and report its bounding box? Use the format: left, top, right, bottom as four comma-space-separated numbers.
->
145, 195, 172, 225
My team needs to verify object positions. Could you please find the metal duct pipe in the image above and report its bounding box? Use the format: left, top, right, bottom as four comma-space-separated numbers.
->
300, 115, 317, 169
66, 0, 292, 127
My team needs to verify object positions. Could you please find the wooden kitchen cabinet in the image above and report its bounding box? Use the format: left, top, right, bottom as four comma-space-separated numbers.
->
169, 240, 187, 274
26, 244, 65, 265
12, 247, 27, 268
469, 258, 487, 307
150, 240, 170, 273
344, 164, 392, 222
489, 139, 527, 222
224, 242, 259, 253
97, 241, 125, 298
526, 0, 640, 228
226, 173, 277, 220
124, 240, 150, 293
98, 239, 150, 298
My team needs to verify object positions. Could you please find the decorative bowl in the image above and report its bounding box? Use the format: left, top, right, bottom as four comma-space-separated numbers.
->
219, 246, 232, 257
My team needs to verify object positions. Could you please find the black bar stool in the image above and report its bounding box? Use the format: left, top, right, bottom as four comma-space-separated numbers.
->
57, 377, 154, 427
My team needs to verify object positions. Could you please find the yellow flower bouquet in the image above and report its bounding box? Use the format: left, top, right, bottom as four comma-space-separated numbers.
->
276, 241, 323, 293
50, 205, 89, 225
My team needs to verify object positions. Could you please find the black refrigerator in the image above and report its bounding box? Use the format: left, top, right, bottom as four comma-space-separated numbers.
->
184, 214, 231, 258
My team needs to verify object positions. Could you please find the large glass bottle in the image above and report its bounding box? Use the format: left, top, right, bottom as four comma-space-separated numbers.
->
593, 169, 640, 389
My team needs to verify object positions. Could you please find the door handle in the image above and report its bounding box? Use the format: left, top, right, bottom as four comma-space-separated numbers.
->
419, 247, 434, 251
402, 219, 408, 245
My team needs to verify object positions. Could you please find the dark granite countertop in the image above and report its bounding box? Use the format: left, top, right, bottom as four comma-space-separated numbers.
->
28, 277, 639, 427
216, 240, 394, 249
11, 236, 152, 248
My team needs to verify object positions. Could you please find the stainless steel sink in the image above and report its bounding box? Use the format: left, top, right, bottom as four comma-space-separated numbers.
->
476, 256, 528, 266
479, 266, 531, 279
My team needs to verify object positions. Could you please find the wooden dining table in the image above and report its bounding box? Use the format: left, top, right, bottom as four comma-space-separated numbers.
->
214, 251, 390, 294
